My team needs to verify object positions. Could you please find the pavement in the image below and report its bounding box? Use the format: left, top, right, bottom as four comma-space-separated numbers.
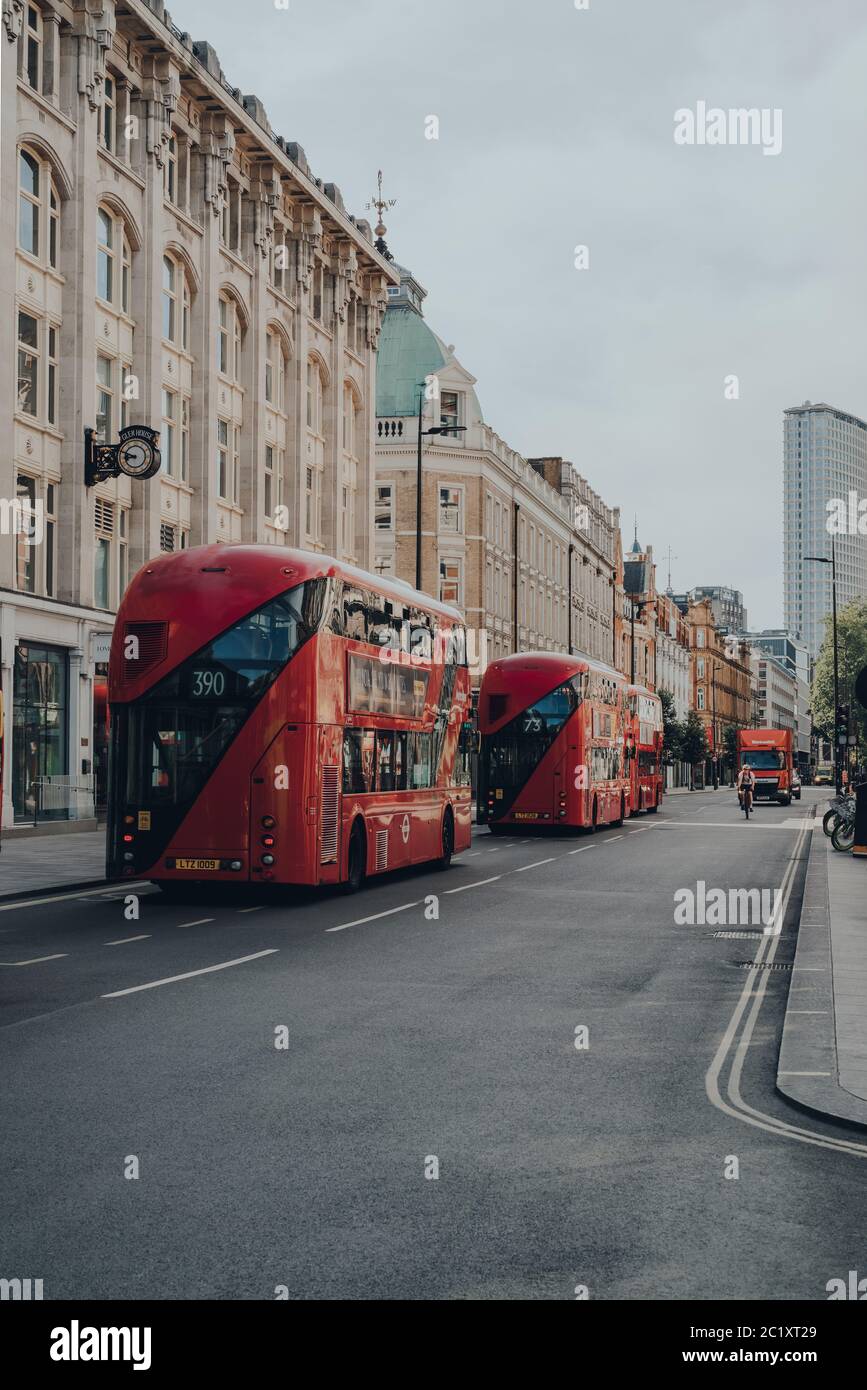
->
777, 809, 867, 1127
0, 828, 106, 897
5, 787, 867, 1300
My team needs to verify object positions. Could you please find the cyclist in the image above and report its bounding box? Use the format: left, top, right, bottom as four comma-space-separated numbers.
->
737, 762, 756, 819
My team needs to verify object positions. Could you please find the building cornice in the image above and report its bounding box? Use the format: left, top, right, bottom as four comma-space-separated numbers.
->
123, 0, 398, 284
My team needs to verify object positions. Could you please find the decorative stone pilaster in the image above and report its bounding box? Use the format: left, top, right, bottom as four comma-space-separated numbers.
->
250, 163, 280, 259
2, 0, 24, 43
198, 110, 235, 220
69, 0, 115, 111
332, 240, 358, 324
294, 204, 321, 294
138, 52, 180, 168
361, 269, 390, 347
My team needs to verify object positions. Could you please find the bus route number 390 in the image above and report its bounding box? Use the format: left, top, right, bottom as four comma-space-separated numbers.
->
191, 669, 225, 697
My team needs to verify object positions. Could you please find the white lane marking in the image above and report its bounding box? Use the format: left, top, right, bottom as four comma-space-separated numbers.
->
787, 1010, 829, 1015
654, 821, 803, 832
0, 953, 68, 966
238, 906, 263, 914
778, 1071, 832, 1077
487, 848, 501, 852
568, 846, 593, 854
515, 857, 556, 873
0, 882, 151, 913
102, 949, 278, 998
706, 817, 867, 1158
326, 901, 420, 933
177, 917, 215, 930
603, 834, 624, 842
464, 851, 482, 857
105, 935, 151, 946
445, 876, 501, 894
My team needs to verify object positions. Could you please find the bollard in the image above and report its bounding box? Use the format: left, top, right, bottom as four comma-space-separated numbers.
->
853, 782, 867, 858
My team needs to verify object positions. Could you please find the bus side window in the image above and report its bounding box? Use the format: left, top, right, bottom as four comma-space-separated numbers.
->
394, 731, 407, 791
376, 730, 394, 791
343, 728, 374, 793
409, 732, 432, 789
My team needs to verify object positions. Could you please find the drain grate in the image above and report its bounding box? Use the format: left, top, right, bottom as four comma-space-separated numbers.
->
734, 960, 793, 971
713, 930, 765, 939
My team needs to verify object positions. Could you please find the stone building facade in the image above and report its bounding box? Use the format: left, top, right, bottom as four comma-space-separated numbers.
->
1, 0, 396, 826
373, 262, 622, 684
682, 596, 753, 778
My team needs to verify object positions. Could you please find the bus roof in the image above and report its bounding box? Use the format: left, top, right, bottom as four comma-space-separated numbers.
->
484, 649, 627, 684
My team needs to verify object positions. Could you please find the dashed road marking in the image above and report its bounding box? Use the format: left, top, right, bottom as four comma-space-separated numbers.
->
445, 876, 501, 894
102, 949, 279, 998
177, 918, 215, 930
515, 857, 556, 873
326, 901, 421, 933
0, 953, 68, 966
105, 935, 151, 946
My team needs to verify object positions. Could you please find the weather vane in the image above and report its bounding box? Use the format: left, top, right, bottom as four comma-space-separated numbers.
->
366, 170, 396, 257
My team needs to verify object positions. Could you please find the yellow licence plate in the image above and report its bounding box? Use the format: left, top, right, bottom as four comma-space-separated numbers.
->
175, 858, 220, 871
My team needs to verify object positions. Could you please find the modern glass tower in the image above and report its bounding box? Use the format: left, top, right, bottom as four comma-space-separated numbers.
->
783, 401, 867, 658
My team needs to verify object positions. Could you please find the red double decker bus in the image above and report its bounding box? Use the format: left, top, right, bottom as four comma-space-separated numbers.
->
477, 651, 631, 832
107, 544, 473, 893
626, 683, 663, 814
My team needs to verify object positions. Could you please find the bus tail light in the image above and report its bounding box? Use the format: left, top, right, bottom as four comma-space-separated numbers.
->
261, 835, 275, 848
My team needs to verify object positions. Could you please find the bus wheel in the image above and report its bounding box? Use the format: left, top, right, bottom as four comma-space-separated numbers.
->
613, 796, 625, 828
647, 793, 659, 815
591, 798, 599, 832
345, 821, 366, 894
437, 809, 454, 870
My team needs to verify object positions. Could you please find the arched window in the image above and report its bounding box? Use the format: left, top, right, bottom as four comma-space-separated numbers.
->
23, 3, 44, 92
342, 382, 361, 458
97, 205, 131, 313
265, 329, 285, 409
18, 147, 59, 268
306, 358, 324, 434
217, 293, 243, 380
162, 254, 190, 349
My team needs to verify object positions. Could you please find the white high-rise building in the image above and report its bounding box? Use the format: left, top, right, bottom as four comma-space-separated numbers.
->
783, 401, 867, 658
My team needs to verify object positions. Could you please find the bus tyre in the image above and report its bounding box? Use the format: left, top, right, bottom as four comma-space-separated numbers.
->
437, 809, 454, 870
591, 798, 599, 832
613, 796, 625, 828
648, 793, 659, 815
345, 822, 366, 894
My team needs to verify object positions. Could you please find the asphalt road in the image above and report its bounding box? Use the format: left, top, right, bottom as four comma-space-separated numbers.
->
1, 787, 862, 1301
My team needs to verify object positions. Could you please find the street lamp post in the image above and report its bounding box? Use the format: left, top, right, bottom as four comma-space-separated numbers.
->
415, 387, 466, 592
711, 659, 718, 790
805, 537, 841, 793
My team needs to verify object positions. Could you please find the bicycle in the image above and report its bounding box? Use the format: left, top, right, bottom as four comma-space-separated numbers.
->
739, 784, 753, 819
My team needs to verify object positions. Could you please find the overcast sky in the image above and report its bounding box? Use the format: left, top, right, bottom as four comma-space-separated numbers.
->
173, 0, 867, 629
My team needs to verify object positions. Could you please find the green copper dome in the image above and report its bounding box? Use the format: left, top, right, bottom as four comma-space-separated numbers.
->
375, 305, 448, 417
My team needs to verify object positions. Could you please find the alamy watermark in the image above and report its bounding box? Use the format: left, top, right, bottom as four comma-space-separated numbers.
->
0, 496, 44, 546
674, 102, 782, 157
674, 880, 782, 933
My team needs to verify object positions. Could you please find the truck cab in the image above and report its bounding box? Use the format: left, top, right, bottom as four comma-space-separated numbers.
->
737, 728, 794, 807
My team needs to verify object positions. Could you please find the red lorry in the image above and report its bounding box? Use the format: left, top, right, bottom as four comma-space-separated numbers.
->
737, 728, 799, 807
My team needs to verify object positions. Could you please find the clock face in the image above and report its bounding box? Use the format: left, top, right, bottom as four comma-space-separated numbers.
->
117, 436, 161, 479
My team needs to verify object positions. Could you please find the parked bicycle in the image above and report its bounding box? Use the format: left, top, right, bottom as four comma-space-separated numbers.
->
823, 793, 854, 839
831, 798, 856, 853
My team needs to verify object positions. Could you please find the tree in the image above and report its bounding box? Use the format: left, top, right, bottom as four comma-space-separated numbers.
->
812, 597, 867, 758
722, 723, 739, 781
658, 688, 680, 762
679, 710, 709, 782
